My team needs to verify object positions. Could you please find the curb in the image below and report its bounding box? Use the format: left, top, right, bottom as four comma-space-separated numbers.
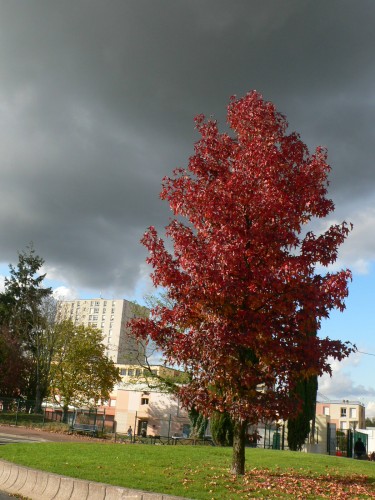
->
0, 460, 189, 499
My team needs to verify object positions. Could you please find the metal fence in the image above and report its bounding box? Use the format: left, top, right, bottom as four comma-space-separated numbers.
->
6, 396, 368, 456
327, 424, 369, 458
0, 396, 115, 433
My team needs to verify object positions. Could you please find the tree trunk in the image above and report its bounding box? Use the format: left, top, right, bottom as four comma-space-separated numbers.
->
231, 418, 247, 475
34, 384, 43, 414
62, 404, 69, 424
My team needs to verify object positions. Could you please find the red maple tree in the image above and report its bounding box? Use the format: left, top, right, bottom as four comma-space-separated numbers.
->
131, 91, 353, 474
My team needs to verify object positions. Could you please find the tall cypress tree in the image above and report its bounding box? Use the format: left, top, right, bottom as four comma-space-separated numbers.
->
210, 411, 234, 446
287, 375, 318, 451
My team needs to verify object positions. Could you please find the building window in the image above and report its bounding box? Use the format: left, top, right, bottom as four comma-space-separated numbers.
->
111, 308, 115, 314
350, 408, 357, 418
340, 421, 347, 430
120, 369, 126, 375
127, 369, 134, 376
135, 369, 141, 376
323, 406, 330, 416
141, 397, 149, 405
94, 308, 99, 314
341, 408, 347, 417
95, 301, 100, 306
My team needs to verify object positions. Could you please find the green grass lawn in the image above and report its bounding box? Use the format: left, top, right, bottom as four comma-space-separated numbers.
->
0, 443, 374, 499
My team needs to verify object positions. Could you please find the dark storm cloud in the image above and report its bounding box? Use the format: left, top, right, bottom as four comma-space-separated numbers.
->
0, 0, 374, 295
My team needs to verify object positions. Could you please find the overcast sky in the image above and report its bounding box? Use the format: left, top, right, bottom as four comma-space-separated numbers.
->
1, 1, 375, 411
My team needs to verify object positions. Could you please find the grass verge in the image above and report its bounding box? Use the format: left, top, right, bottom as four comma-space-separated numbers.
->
0, 443, 374, 499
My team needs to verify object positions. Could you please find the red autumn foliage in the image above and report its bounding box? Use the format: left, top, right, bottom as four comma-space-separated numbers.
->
0, 325, 30, 396
131, 91, 353, 432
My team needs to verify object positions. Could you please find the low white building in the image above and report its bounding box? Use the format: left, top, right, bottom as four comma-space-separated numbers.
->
356, 427, 375, 454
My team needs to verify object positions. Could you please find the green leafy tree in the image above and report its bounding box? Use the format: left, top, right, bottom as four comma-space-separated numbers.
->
25, 296, 61, 411
287, 375, 318, 451
49, 321, 121, 421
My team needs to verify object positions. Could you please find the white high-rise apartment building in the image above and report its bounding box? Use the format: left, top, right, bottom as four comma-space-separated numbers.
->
56, 298, 146, 364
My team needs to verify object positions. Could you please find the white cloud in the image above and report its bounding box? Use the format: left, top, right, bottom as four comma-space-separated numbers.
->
132, 262, 157, 304
328, 202, 375, 275
53, 286, 78, 301
318, 353, 375, 401
366, 402, 375, 420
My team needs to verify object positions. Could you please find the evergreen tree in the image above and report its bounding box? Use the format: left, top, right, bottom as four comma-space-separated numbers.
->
287, 375, 318, 451
210, 411, 234, 446
188, 407, 208, 438
4, 244, 53, 409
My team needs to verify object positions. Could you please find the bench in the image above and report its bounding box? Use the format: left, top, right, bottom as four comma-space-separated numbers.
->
171, 436, 215, 446
69, 423, 98, 437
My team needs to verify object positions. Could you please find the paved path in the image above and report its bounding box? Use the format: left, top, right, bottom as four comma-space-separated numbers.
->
0, 424, 96, 443
0, 432, 49, 445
